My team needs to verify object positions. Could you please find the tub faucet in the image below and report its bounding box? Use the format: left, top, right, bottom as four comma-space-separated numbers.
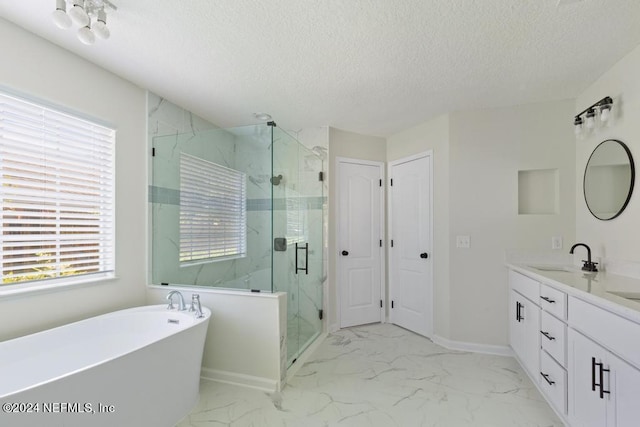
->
166, 290, 186, 311
570, 243, 598, 272
189, 294, 204, 318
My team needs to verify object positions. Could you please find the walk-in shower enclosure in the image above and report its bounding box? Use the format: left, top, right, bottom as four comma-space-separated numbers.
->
151, 124, 324, 365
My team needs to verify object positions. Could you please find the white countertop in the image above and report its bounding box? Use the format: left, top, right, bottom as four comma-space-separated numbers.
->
507, 263, 640, 324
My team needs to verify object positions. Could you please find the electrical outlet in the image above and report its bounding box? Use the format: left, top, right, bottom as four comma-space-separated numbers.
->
552, 236, 563, 250
456, 235, 470, 249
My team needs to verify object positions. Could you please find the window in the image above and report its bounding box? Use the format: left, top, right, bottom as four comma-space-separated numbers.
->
179, 153, 246, 265
0, 91, 115, 287
285, 195, 307, 245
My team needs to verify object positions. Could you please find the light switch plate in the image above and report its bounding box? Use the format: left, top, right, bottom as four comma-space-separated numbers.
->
456, 235, 470, 248
551, 236, 563, 250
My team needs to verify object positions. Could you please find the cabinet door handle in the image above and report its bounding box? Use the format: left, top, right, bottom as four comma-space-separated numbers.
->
540, 372, 555, 386
540, 331, 556, 341
341, 250, 349, 256
516, 301, 523, 322
598, 362, 611, 399
540, 296, 556, 304
420, 252, 429, 259
592, 357, 597, 392
592, 358, 611, 399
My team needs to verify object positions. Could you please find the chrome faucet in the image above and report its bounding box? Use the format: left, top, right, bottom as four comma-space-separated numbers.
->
570, 243, 598, 272
189, 294, 204, 318
166, 290, 186, 311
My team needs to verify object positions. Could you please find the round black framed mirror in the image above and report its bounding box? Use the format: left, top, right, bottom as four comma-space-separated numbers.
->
584, 139, 635, 220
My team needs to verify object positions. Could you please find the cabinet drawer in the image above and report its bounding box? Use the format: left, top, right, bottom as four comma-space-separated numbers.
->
540, 311, 567, 367
569, 296, 640, 370
540, 283, 567, 320
540, 350, 567, 415
509, 270, 539, 303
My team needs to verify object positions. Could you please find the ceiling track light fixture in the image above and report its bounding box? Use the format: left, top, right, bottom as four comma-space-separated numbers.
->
51, 0, 117, 45
574, 96, 613, 136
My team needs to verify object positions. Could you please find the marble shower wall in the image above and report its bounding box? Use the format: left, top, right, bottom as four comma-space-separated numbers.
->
233, 125, 273, 283
148, 93, 273, 290
150, 126, 242, 288
148, 92, 329, 306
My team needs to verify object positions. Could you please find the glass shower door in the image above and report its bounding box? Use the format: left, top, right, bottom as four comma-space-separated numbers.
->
272, 128, 323, 366
296, 145, 324, 360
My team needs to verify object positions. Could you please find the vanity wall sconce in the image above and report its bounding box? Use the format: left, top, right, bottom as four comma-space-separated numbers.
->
574, 96, 613, 136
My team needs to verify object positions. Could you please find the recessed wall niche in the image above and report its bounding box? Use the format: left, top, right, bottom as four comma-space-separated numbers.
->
518, 168, 559, 215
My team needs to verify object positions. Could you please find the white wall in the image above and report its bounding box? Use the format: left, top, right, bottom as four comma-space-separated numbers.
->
0, 19, 147, 340
328, 127, 386, 330
448, 100, 576, 346
576, 43, 640, 269
385, 101, 575, 348
386, 114, 451, 338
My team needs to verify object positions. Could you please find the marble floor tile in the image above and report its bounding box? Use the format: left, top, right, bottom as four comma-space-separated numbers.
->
178, 323, 563, 427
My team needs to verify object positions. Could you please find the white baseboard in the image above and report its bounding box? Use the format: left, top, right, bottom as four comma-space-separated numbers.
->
200, 368, 279, 393
432, 334, 513, 357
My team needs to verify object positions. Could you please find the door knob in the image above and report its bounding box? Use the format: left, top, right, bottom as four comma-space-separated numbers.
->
341, 250, 349, 256
420, 252, 429, 259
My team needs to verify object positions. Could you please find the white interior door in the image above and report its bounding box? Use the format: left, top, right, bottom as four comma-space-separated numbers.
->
337, 158, 384, 328
389, 152, 433, 337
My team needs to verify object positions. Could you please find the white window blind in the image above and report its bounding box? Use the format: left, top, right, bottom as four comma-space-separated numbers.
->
179, 153, 246, 264
0, 91, 115, 286
285, 195, 306, 245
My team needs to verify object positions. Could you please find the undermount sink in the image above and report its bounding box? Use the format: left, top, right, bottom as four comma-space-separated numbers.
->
607, 290, 640, 301
528, 265, 576, 273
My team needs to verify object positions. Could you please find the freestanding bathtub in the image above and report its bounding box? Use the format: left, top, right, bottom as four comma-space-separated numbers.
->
0, 303, 210, 427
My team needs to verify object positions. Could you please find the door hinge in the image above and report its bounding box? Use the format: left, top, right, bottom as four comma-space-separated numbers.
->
391, 300, 394, 309
379, 179, 382, 187
152, 147, 156, 157
379, 239, 382, 247
391, 239, 394, 248
319, 171, 324, 182
380, 299, 383, 308
319, 309, 323, 320
390, 178, 393, 186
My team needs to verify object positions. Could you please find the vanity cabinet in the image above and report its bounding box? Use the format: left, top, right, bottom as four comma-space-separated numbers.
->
538, 282, 569, 416
508, 266, 640, 427
568, 328, 640, 427
568, 297, 640, 427
509, 288, 540, 377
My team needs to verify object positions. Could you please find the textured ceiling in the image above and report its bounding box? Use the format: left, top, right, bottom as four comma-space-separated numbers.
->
1, 0, 640, 136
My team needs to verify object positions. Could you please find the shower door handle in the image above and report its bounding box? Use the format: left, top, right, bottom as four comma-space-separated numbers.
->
295, 243, 309, 275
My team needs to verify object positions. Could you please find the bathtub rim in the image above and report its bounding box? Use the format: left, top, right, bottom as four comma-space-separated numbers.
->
0, 304, 210, 400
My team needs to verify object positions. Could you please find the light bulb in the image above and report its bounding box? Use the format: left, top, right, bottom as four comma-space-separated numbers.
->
78, 25, 95, 45
574, 123, 582, 136
585, 109, 596, 129
69, 2, 89, 27
600, 105, 611, 122
93, 10, 110, 39
573, 116, 583, 136
52, 0, 72, 29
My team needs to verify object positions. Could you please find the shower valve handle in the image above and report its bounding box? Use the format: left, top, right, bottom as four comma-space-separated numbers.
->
341, 250, 349, 256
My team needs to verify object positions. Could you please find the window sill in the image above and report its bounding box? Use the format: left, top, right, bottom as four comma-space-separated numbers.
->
0, 273, 118, 300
